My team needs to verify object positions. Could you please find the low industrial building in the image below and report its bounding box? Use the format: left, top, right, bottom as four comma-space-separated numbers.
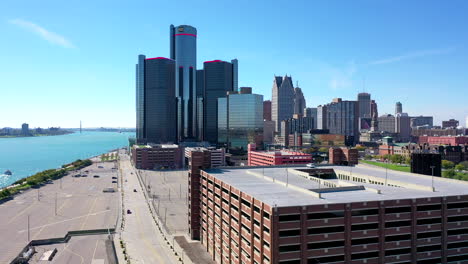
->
131, 144, 183, 169
188, 164, 468, 264
247, 144, 312, 166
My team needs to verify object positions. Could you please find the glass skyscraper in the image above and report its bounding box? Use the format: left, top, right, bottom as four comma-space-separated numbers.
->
135, 55, 177, 144
202, 60, 235, 144
218, 88, 263, 150
170, 25, 197, 141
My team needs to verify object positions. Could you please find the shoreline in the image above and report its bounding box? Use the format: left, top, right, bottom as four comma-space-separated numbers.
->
0, 148, 123, 192
0, 131, 74, 138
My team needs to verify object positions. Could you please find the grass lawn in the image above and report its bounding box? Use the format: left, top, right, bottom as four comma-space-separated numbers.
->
360, 160, 411, 173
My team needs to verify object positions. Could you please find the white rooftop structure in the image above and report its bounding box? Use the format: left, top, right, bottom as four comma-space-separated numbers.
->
204, 164, 468, 207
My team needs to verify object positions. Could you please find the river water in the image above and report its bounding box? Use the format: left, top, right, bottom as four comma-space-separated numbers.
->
0, 131, 134, 188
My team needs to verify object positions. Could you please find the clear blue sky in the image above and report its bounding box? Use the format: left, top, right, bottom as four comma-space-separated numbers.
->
1, 0, 467, 128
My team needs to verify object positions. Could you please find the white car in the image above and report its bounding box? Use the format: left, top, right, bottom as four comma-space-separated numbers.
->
306, 163, 316, 168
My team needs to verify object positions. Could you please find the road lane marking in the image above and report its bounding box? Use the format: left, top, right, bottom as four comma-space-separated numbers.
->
80, 197, 98, 230
17, 209, 110, 233
32, 199, 70, 240
65, 245, 84, 264
7, 201, 37, 224
91, 239, 99, 260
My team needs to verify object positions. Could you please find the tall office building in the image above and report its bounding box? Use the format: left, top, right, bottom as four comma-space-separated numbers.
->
317, 105, 327, 129
370, 99, 378, 118
304, 107, 318, 129
202, 60, 236, 144
218, 87, 263, 149
410, 116, 433, 128
324, 98, 359, 144
170, 25, 197, 141
196, 69, 204, 140
21, 123, 29, 136
396, 113, 411, 142
395, 101, 403, 115
442, 119, 459, 129
357, 92, 371, 118
135, 55, 177, 144
293, 87, 306, 116
263, 100, 272, 121
378, 114, 396, 133
271, 75, 295, 132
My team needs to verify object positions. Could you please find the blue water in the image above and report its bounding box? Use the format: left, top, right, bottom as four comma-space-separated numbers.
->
0, 131, 134, 188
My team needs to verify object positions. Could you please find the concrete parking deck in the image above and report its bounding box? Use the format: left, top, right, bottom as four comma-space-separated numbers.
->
29, 234, 114, 264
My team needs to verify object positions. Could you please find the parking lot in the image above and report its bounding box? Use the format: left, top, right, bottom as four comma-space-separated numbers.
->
138, 169, 189, 235
0, 161, 119, 263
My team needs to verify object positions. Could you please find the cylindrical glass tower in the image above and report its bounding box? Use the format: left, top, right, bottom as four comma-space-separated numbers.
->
170, 24, 197, 141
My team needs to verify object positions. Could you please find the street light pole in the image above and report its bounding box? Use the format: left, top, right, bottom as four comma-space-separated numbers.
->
27, 214, 30, 242
385, 159, 388, 186
430, 165, 435, 191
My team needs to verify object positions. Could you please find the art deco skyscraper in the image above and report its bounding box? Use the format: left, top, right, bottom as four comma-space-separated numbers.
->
271, 75, 295, 131
293, 87, 306, 116
170, 25, 197, 141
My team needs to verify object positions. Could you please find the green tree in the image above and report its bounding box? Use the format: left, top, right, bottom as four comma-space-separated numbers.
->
442, 160, 455, 169
364, 155, 373, 160
458, 161, 468, 170
404, 156, 411, 165
318, 147, 329, 153
355, 145, 366, 151
390, 154, 404, 164
442, 169, 456, 178
455, 164, 465, 171
382, 154, 391, 161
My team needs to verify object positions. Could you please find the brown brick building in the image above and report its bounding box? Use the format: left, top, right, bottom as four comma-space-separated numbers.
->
131, 144, 183, 169
329, 147, 358, 165
189, 165, 468, 263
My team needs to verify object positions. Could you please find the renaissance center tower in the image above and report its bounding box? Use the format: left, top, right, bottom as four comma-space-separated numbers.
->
170, 24, 197, 141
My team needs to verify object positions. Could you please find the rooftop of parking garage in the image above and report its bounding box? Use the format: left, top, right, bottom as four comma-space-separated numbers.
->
204, 164, 468, 207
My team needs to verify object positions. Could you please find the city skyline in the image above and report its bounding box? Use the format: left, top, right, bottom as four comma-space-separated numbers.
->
1, 0, 468, 128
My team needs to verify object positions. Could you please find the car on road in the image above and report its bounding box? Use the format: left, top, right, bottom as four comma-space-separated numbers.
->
306, 163, 316, 168
73, 174, 81, 177
93, 175, 100, 178
133, 189, 137, 192
82, 174, 88, 177
112, 176, 117, 179
98, 166, 104, 168
103, 187, 115, 192
112, 180, 117, 183
127, 209, 132, 214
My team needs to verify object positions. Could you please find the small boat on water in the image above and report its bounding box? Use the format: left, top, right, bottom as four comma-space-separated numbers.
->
4, 170, 12, 176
